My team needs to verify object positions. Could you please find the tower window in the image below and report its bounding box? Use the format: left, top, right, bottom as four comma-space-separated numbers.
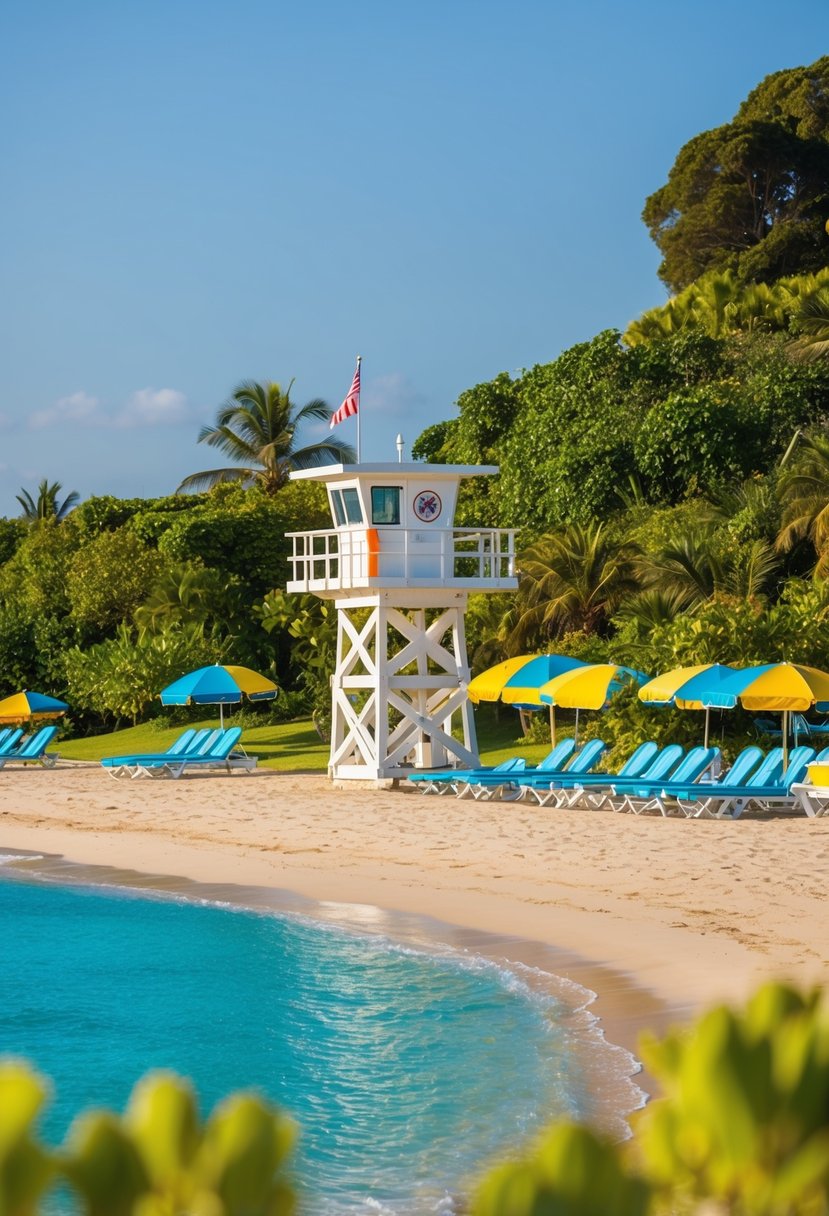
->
371, 487, 401, 525
341, 487, 363, 524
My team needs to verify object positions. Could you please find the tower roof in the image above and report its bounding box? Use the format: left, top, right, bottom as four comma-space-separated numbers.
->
290, 463, 499, 483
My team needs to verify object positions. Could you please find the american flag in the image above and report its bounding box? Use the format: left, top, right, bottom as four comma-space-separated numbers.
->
329, 358, 361, 429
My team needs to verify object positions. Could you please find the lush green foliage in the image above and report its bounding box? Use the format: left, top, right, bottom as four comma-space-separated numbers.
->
0, 480, 332, 727
64, 623, 226, 726
427, 329, 829, 531
0, 1064, 295, 1216
642, 57, 829, 290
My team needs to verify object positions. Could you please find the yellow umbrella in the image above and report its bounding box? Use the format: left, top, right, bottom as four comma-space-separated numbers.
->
538, 664, 648, 744
467, 655, 588, 744
662, 661, 829, 766
0, 690, 69, 725
466, 656, 542, 704
638, 664, 735, 747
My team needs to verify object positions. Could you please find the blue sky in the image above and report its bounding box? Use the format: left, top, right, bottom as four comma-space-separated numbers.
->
1, 0, 828, 516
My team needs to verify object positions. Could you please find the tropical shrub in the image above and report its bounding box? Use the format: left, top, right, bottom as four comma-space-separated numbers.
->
0, 1064, 295, 1216
64, 622, 225, 726
66, 529, 166, 640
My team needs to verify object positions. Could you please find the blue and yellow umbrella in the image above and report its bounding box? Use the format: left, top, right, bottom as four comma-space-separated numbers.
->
160, 664, 278, 727
539, 664, 648, 744
638, 663, 735, 747
466, 654, 588, 744
0, 690, 69, 725
641, 661, 829, 762
684, 662, 829, 764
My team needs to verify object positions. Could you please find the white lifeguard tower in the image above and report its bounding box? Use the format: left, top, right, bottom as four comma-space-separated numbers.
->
286, 463, 517, 781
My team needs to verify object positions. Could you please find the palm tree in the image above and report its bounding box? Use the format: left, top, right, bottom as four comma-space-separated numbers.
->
789, 287, 829, 362
776, 430, 829, 572
507, 522, 643, 649
16, 479, 79, 522
644, 530, 725, 604
177, 380, 356, 495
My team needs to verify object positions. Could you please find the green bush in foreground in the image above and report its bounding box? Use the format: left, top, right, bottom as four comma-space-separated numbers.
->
0, 1067, 295, 1216
2, 983, 828, 1215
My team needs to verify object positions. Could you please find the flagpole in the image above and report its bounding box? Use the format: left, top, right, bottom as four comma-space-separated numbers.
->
356, 354, 362, 464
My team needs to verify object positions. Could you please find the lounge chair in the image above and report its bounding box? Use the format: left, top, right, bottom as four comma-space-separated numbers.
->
550, 744, 687, 811
101, 728, 218, 778
0, 725, 60, 769
792, 713, 829, 739
413, 738, 576, 799
0, 728, 25, 758
107, 728, 252, 780
460, 738, 608, 803
406, 755, 530, 797
548, 741, 660, 808
648, 745, 768, 817
612, 745, 722, 815
671, 745, 820, 819
754, 717, 784, 739
790, 752, 829, 816
406, 740, 577, 795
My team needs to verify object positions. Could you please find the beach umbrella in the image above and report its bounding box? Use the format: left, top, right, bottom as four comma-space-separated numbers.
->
539, 664, 649, 745
675, 662, 829, 766
638, 663, 736, 748
0, 690, 69, 725
160, 664, 278, 728
467, 654, 588, 744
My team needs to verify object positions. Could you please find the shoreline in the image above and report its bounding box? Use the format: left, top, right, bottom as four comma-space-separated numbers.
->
0, 846, 650, 1136
1, 764, 828, 1102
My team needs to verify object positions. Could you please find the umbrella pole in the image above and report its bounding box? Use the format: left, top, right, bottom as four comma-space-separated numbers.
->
704, 707, 710, 750
574, 708, 579, 748
782, 710, 788, 769
549, 704, 556, 748
220, 703, 224, 730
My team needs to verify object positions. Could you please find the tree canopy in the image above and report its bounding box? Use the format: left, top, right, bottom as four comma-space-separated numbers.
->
643, 56, 829, 291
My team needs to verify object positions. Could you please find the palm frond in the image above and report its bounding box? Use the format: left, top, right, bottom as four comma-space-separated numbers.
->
180, 379, 341, 496
176, 467, 259, 494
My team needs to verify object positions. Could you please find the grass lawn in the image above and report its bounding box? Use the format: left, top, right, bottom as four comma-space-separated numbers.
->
59, 718, 330, 772
57, 705, 560, 772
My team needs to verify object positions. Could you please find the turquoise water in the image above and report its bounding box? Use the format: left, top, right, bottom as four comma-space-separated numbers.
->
0, 868, 613, 1213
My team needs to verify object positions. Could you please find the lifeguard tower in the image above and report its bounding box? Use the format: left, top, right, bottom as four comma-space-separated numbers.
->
286, 463, 517, 781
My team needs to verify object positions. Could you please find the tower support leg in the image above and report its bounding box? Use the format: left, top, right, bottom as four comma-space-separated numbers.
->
328, 599, 479, 781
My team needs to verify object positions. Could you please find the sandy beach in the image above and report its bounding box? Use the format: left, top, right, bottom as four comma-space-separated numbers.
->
1, 762, 827, 1064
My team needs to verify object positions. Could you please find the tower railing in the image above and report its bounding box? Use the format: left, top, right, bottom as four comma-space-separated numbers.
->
286, 527, 517, 593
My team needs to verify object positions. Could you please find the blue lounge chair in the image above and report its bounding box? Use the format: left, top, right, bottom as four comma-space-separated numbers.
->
408, 738, 576, 797
102, 729, 223, 778
407, 755, 529, 797
549, 741, 661, 808
0, 725, 60, 769
461, 738, 608, 803
669, 746, 786, 817
672, 745, 821, 819
110, 728, 249, 780
0, 728, 25, 758
613, 745, 723, 814
557, 744, 687, 811
641, 745, 766, 818
793, 713, 829, 739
